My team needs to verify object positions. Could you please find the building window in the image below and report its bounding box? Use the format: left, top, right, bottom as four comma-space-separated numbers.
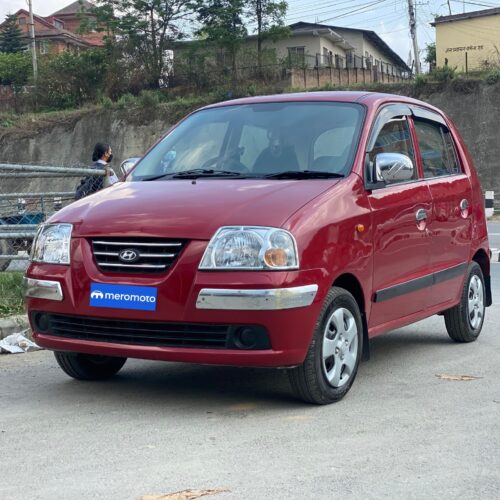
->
18, 17, 26, 25
288, 46, 305, 65
54, 20, 63, 29
38, 41, 49, 55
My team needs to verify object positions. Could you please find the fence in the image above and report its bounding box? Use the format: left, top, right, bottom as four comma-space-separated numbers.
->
170, 55, 410, 92
0, 162, 107, 316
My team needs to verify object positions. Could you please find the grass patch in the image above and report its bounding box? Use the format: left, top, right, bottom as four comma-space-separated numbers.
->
0, 272, 25, 318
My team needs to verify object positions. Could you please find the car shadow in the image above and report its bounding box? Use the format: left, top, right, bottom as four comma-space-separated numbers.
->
49, 322, 460, 410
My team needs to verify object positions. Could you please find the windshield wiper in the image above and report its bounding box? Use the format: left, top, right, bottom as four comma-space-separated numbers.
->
140, 169, 246, 181
172, 169, 245, 179
263, 170, 344, 180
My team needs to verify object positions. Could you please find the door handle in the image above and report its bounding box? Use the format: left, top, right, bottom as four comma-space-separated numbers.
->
460, 199, 469, 211
415, 209, 427, 222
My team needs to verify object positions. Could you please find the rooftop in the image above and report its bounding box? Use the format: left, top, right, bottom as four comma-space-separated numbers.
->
432, 7, 500, 25
52, 0, 95, 17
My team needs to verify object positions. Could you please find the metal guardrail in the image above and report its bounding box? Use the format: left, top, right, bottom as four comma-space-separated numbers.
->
0, 162, 107, 271
0, 163, 106, 176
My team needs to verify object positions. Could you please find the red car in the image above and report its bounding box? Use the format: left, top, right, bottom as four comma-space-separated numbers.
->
24, 92, 491, 404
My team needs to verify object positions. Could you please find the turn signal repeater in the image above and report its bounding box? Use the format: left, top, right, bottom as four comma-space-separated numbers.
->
355, 224, 365, 233
264, 248, 288, 267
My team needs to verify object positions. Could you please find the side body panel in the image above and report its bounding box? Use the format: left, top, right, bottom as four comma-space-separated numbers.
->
366, 182, 433, 327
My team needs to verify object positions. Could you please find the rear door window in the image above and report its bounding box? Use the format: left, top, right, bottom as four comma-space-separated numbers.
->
414, 120, 460, 178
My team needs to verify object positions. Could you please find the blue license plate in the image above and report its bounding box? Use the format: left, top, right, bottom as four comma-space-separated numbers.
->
89, 283, 157, 311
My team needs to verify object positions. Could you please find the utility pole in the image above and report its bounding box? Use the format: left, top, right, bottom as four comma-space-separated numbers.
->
407, 0, 421, 75
27, 0, 38, 81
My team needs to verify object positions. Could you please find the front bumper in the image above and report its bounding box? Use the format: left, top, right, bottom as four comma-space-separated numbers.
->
25, 238, 327, 367
196, 285, 318, 310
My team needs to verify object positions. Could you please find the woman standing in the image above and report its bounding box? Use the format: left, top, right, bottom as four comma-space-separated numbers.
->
75, 142, 118, 199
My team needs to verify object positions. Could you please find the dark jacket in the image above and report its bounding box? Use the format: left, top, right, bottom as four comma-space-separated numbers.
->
75, 161, 105, 200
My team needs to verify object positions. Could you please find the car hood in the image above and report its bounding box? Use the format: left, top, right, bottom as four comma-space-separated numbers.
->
52, 179, 338, 239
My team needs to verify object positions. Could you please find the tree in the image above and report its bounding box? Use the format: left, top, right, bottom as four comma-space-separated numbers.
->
0, 14, 25, 53
246, 0, 288, 72
425, 42, 436, 71
86, 0, 192, 87
195, 0, 247, 79
0, 52, 31, 85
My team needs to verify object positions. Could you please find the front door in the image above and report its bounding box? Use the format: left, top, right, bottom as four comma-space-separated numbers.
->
366, 112, 433, 329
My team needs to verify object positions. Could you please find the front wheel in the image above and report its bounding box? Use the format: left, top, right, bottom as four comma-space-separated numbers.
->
288, 287, 363, 404
54, 352, 127, 380
444, 262, 486, 342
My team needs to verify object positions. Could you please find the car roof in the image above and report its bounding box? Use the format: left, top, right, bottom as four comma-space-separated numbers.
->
201, 91, 443, 115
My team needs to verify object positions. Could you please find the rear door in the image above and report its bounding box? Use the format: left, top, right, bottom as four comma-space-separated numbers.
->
366, 106, 434, 329
411, 108, 472, 307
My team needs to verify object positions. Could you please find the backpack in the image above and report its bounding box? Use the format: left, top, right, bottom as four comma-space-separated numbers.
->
75, 175, 103, 200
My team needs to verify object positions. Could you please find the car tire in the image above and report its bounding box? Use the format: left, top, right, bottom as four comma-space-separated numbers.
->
444, 262, 485, 343
54, 352, 127, 380
288, 287, 363, 404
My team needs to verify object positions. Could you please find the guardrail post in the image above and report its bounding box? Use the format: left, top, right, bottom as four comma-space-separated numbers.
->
485, 191, 494, 218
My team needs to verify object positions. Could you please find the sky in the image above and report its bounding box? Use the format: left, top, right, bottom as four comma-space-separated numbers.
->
2, 0, 500, 69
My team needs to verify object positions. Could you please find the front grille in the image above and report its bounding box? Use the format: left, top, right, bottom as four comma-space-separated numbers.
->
40, 314, 271, 350
47, 314, 229, 348
92, 237, 186, 274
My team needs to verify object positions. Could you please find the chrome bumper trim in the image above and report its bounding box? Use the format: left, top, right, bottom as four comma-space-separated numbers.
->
23, 278, 63, 302
196, 285, 318, 310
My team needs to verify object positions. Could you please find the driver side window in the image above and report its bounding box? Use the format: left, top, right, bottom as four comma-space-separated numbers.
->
370, 117, 416, 183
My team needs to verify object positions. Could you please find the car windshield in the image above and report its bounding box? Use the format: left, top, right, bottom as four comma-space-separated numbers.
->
128, 101, 365, 181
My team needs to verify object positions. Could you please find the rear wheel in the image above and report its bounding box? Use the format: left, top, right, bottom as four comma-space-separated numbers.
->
444, 262, 485, 343
288, 287, 363, 404
54, 352, 127, 380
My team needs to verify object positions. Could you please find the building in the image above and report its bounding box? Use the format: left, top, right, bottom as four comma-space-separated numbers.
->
432, 7, 500, 71
247, 22, 410, 76
5, 0, 104, 55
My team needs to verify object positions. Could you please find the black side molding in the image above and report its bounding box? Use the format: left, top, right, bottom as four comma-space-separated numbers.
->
374, 263, 468, 303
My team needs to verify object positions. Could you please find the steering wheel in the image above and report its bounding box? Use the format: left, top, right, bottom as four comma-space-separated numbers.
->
201, 154, 249, 173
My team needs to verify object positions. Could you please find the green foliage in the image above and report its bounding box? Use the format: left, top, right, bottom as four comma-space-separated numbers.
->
429, 66, 456, 82
195, 0, 247, 73
0, 14, 25, 53
485, 67, 500, 85
1, 117, 13, 128
117, 93, 137, 109
36, 49, 108, 109
0, 52, 32, 86
138, 89, 164, 107
246, 0, 288, 69
89, 0, 191, 87
414, 73, 428, 87
98, 95, 113, 108
424, 42, 436, 65
0, 272, 24, 318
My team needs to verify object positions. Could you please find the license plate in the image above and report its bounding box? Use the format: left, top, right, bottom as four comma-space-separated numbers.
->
89, 283, 157, 311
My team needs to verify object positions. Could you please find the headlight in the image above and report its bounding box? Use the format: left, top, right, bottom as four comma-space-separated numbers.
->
199, 226, 298, 270
31, 224, 73, 264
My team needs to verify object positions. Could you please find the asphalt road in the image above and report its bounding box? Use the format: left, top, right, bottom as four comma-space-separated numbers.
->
1, 243, 500, 499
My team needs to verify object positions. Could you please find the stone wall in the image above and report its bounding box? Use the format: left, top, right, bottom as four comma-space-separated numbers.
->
289, 67, 405, 88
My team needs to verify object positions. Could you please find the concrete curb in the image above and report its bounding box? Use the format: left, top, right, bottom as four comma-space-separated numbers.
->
0, 314, 31, 340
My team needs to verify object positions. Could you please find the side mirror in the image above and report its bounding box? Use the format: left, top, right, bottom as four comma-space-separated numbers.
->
119, 157, 141, 177
374, 153, 414, 184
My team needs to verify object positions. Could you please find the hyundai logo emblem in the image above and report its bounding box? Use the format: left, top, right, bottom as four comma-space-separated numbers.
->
119, 248, 140, 263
